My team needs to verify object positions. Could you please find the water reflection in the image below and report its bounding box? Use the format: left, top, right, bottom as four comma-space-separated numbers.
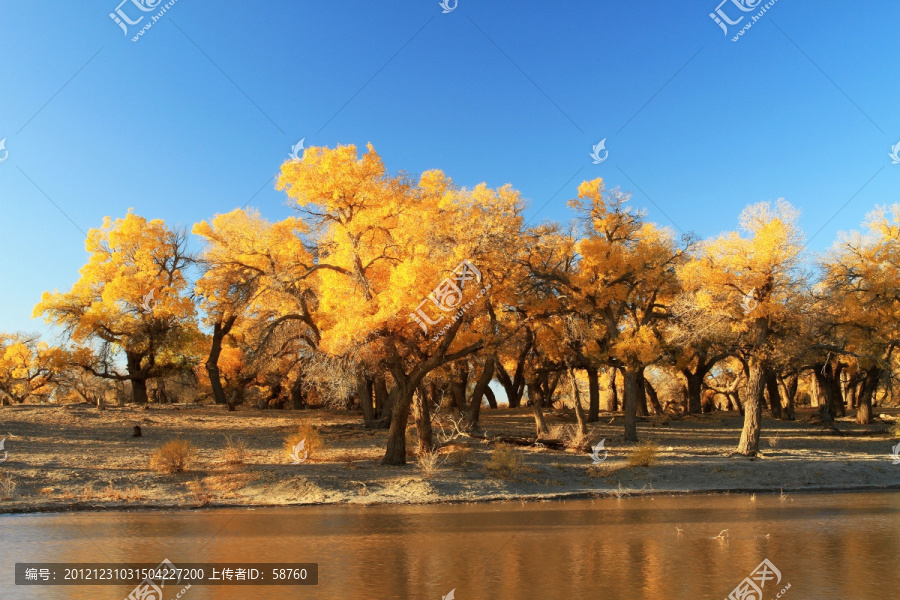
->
1, 492, 898, 599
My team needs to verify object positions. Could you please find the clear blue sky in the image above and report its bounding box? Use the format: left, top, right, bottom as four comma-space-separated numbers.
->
1, 0, 898, 337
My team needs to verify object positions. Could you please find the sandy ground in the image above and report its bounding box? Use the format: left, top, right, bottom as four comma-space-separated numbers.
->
0, 403, 898, 513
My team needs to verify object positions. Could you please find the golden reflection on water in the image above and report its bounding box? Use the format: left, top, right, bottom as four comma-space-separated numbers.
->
2, 492, 898, 600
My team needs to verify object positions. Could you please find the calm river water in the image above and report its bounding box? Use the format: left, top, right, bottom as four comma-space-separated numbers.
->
1, 491, 898, 599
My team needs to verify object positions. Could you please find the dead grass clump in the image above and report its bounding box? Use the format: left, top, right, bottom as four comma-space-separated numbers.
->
891, 421, 900, 437
445, 445, 474, 467
417, 450, 444, 478
103, 483, 145, 501
0, 474, 17, 500
485, 443, 526, 478
151, 439, 197, 473
587, 462, 628, 479
223, 435, 249, 466
283, 422, 324, 462
548, 424, 588, 450
201, 473, 255, 497
187, 479, 213, 507
626, 441, 659, 467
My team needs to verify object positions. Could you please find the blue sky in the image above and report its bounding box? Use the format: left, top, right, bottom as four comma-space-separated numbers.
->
1, 0, 898, 337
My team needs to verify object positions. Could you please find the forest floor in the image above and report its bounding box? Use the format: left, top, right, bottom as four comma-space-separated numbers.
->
1, 402, 899, 513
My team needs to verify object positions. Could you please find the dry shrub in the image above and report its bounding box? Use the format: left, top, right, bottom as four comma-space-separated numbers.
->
587, 462, 628, 479
187, 479, 213, 507
891, 421, 900, 437
223, 435, 249, 466
485, 444, 526, 478
548, 424, 587, 450
417, 450, 444, 479
79, 483, 95, 500
103, 483, 144, 501
445, 445, 474, 467
283, 422, 324, 462
626, 441, 659, 467
151, 439, 196, 473
0, 474, 17, 500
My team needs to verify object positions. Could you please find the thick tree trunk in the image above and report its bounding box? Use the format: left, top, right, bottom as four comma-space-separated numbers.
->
736, 356, 765, 456
608, 368, 619, 412
778, 373, 798, 420
205, 317, 235, 405
131, 377, 150, 405
684, 370, 703, 414
527, 381, 549, 436
357, 375, 376, 428
412, 386, 434, 453
290, 376, 305, 410
449, 369, 469, 414
622, 367, 643, 442
382, 383, 416, 465
855, 368, 880, 425
568, 368, 588, 437
586, 366, 600, 422
765, 370, 782, 419
374, 377, 392, 427
466, 356, 495, 430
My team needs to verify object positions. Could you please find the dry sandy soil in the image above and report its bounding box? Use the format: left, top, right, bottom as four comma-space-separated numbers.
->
0, 403, 898, 513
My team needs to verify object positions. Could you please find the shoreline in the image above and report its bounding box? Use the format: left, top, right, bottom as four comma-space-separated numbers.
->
3, 483, 900, 516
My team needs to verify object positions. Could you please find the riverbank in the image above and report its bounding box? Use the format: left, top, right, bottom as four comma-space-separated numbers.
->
1, 404, 898, 514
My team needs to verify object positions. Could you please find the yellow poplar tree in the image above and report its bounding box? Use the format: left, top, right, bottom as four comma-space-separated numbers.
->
33, 212, 200, 404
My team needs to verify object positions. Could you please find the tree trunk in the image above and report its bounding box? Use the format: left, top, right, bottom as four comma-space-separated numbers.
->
466, 356, 495, 430
290, 376, 305, 410
586, 366, 600, 422
527, 381, 549, 436
205, 316, 235, 405
568, 368, 588, 437
622, 366, 643, 442
484, 386, 497, 409
765, 370, 782, 419
357, 375, 375, 428
131, 377, 150, 405
778, 373, 798, 420
449, 369, 469, 414
382, 383, 416, 465
684, 370, 703, 414
412, 386, 434, 453
645, 379, 662, 414
608, 368, 619, 412
855, 368, 880, 425
736, 356, 765, 456
374, 377, 392, 427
